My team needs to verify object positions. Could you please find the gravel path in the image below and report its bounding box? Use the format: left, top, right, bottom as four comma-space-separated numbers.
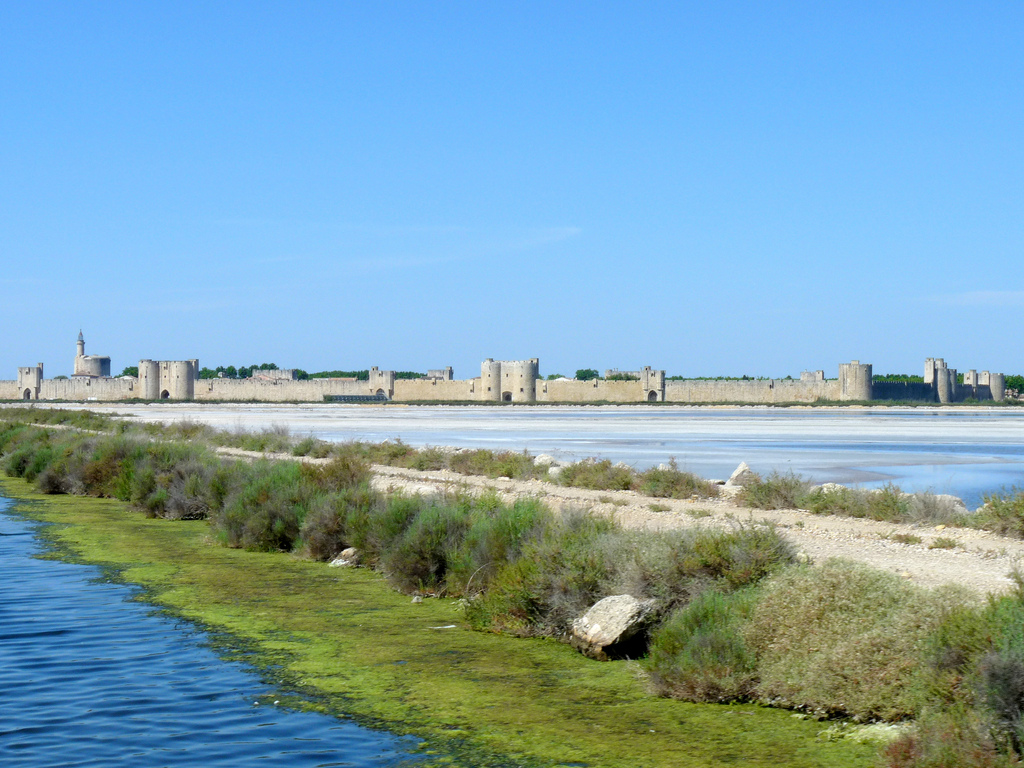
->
366, 464, 1024, 596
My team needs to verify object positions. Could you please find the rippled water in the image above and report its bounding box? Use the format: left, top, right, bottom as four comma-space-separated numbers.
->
0, 497, 422, 768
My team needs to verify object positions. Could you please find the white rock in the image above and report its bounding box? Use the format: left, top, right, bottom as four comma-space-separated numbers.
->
726, 462, 758, 487
329, 547, 360, 567
571, 594, 656, 661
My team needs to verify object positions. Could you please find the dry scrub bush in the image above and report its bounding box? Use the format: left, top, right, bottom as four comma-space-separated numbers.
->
976, 491, 1024, 539
645, 588, 759, 703
738, 472, 808, 509
744, 560, 968, 720
467, 519, 794, 639
557, 459, 634, 491
633, 460, 718, 499
881, 708, 1017, 768
448, 449, 540, 479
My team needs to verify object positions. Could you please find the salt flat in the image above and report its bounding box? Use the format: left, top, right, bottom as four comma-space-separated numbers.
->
50, 403, 1024, 507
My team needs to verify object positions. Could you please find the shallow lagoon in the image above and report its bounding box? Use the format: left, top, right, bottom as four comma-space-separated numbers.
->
74, 404, 1024, 508
0, 497, 422, 767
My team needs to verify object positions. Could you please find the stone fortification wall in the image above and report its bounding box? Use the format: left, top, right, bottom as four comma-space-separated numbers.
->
194, 377, 371, 402
536, 379, 648, 403
392, 378, 477, 401
35, 377, 136, 401
5, 342, 1009, 405
664, 378, 841, 404
872, 381, 935, 401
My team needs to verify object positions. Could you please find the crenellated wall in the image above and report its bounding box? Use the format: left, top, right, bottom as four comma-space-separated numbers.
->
193, 377, 371, 402
664, 378, 840, 404
536, 378, 650, 403
392, 378, 477, 401
2, 338, 1010, 406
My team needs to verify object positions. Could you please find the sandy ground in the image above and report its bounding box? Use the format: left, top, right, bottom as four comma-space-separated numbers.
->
212, 447, 1024, 596
365, 464, 1024, 595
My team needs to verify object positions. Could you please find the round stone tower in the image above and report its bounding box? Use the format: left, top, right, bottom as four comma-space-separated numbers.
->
480, 359, 502, 402
839, 361, 873, 401
990, 373, 1006, 403
166, 361, 196, 400
138, 360, 160, 400
936, 368, 953, 404
505, 359, 539, 402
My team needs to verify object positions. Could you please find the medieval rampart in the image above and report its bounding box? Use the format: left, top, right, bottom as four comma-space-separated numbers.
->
2, 333, 1009, 406
663, 378, 841, 404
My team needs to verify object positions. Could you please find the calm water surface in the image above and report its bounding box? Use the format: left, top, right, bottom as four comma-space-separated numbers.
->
0, 497, 423, 768
76, 404, 1024, 508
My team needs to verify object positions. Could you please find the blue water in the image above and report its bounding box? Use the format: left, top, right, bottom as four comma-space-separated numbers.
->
0, 497, 424, 768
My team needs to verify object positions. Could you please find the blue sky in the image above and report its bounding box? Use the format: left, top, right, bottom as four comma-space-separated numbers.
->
2, 3, 1021, 379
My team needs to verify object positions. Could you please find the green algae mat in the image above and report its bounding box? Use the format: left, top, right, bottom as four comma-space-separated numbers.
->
0, 477, 877, 768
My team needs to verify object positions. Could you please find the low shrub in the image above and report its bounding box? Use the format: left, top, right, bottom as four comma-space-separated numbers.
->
645, 587, 759, 702
465, 511, 619, 635
467, 519, 794, 639
299, 483, 381, 561
800, 484, 964, 527
744, 560, 964, 720
866, 483, 912, 522
976, 490, 1024, 539
908, 493, 970, 527
381, 501, 475, 593
881, 708, 1015, 768
406, 447, 448, 471
799, 485, 870, 517
738, 472, 808, 510
447, 449, 541, 479
212, 460, 318, 551
558, 459, 634, 491
633, 460, 718, 499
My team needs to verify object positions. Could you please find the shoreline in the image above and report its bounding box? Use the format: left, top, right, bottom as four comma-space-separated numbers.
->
0, 475, 876, 768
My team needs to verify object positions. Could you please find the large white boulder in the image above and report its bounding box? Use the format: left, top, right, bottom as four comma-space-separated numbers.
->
571, 594, 656, 661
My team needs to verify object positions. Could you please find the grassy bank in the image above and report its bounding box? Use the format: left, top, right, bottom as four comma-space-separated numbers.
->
0, 477, 874, 768
7, 409, 1024, 765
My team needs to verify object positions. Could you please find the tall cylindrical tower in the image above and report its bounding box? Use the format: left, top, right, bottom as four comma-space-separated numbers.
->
839, 361, 873, 401
936, 369, 952, 404
480, 359, 502, 402
76, 331, 85, 358
503, 359, 539, 402
990, 373, 1006, 403
138, 360, 160, 400
168, 361, 195, 400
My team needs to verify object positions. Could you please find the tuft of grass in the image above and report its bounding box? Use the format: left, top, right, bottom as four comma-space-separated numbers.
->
975, 490, 1024, 539
557, 459, 635, 491
634, 460, 718, 499
888, 533, 923, 546
738, 472, 808, 510
929, 536, 959, 550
